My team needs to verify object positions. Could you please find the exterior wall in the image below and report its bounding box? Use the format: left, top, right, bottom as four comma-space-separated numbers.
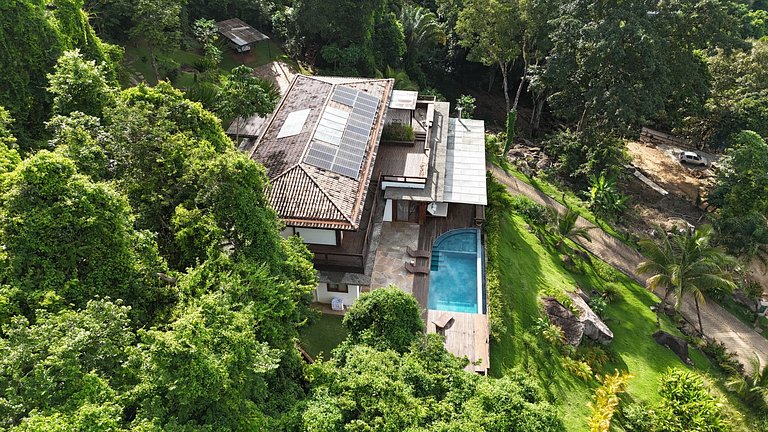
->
383, 199, 393, 222
315, 283, 360, 306
281, 226, 337, 246
381, 180, 425, 190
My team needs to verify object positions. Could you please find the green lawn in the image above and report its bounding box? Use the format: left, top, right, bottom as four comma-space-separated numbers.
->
488, 211, 754, 431
299, 314, 347, 361
503, 165, 631, 245
122, 40, 286, 88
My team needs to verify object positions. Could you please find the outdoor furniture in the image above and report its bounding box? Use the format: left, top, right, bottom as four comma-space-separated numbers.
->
405, 261, 430, 275
406, 246, 431, 259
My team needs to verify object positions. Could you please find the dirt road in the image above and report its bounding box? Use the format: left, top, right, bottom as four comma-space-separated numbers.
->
489, 164, 768, 373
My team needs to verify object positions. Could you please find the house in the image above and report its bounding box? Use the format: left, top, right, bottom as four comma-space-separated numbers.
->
248, 75, 487, 308
216, 18, 269, 53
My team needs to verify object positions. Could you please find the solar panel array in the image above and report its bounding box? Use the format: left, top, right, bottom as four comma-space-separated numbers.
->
304, 86, 381, 179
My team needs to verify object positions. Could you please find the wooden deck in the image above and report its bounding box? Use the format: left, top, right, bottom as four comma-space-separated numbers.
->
427, 310, 490, 374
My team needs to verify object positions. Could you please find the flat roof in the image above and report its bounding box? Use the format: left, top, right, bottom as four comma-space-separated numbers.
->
443, 118, 487, 206
389, 90, 418, 110
217, 18, 269, 46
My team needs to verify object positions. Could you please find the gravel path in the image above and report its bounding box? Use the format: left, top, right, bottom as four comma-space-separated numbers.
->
489, 164, 768, 373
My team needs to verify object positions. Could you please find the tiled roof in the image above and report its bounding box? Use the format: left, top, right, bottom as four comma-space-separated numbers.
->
250, 75, 394, 230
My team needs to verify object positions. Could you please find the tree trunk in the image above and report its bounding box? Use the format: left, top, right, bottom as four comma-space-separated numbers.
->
695, 296, 704, 335
499, 60, 510, 114
235, 117, 242, 144
656, 289, 672, 327
533, 97, 545, 135
149, 48, 160, 82
512, 47, 527, 111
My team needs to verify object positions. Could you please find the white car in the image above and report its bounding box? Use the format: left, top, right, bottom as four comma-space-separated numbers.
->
679, 151, 707, 167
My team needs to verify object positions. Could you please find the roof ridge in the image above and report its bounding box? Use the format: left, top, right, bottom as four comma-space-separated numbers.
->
299, 165, 355, 226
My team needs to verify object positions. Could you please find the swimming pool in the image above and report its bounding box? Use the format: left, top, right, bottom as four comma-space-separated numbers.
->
427, 228, 485, 314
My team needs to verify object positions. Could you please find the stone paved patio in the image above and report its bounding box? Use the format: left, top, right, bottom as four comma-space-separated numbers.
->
370, 222, 421, 294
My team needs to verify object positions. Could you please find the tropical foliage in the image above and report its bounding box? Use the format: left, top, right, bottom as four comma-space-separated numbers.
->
637, 225, 736, 333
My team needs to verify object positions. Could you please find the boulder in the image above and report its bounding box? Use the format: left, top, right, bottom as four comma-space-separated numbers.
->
541, 297, 584, 347
567, 292, 614, 345
653, 330, 692, 365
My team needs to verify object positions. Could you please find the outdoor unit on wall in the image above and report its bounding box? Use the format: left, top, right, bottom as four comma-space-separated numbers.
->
428, 202, 448, 217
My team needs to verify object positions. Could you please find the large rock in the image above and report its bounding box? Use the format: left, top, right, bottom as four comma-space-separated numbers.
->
567, 292, 614, 345
653, 330, 692, 365
541, 297, 584, 347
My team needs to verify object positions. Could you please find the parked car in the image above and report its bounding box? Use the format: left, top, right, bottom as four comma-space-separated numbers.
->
679, 151, 708, 167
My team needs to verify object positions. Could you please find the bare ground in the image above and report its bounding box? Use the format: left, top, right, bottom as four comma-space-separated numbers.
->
621, 140, 720, 236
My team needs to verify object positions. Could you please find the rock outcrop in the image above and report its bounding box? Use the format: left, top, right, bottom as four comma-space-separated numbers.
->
567, 292, 614, 345
541, 297, 584, 346
653, 330, 692, 365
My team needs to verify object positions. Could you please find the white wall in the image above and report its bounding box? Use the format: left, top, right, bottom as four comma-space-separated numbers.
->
381, 180, 426, 190
383, 199, 393, 222
315, 283, 361, 306
281, 227, 338, 246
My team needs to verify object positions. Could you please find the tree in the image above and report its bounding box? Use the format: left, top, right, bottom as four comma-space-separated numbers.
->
130, 0, 185, 79
0, 151, 172, 324
543, 0, 725, 136
0, 106, 20, 174
637, 225, 736, 334
684, 39, 768, 144
296, 335, 565, 431
342, 286, 424, 353
543, 130, 629, 188
456, 0, 522, 113
0, 300, 132, 429
504, 109, 516, 155
0, 0, 116, 149
47, 49, 114, 118
399, 3, 446, 82
456, 94, 476, 119
547, 206, 592, 250
192, 18, 222, 73
217, 66, 280, 142
710, 131, 768, 256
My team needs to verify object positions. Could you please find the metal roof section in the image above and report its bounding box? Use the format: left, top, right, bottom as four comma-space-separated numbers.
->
389, 90, 418, 110
443, 118, 487, 206
216, 18, 269, 46
277, 108, 312, 138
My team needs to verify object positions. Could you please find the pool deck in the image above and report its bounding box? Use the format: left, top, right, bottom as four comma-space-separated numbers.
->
414, 203, 489, 374
427, 310, 490, 374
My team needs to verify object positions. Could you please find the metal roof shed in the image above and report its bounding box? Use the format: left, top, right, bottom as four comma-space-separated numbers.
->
216, 18, 269, 53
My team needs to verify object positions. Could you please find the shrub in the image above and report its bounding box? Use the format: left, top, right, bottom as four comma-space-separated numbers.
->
589, 370, 633, 432
592, 259, 622, 282
381, 122, 415, 142
588, 296, 608, 318
509, 196, 550, 227
578, 344, 612, 371
655, 369, 731, 431
562, 357, 593, 381
700, 339, 744, 374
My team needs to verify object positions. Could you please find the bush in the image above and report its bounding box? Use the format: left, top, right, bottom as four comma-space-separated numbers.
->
381, 122, 415, 142
588, 296, 608, 318
700, 339, 744, 374
542, 130, 629, 189
577, 343, 612, 371
509, 196, 550, 227
589, 370, 632, 432
342, 286, 424, 353
561, 356, 593, 381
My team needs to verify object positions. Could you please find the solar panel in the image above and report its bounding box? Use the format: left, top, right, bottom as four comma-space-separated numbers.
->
304, 86, 381, 179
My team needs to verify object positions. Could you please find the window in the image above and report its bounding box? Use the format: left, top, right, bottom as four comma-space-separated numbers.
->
327, 283, 348, 293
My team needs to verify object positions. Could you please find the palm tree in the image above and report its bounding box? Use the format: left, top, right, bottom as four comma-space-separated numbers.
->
726, 354, 768, 409
399, 4, 446, 72
637, 225, 737, 334
547, 206, 593, 249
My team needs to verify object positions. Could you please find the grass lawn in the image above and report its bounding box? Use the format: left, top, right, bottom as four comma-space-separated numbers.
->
488, 211, 755, 430
122, 40, 286, 88
502, 164, 631, 245
299, 313, 347, 361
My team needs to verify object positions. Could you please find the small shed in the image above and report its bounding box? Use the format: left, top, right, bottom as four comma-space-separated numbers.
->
216, 18, 269, 53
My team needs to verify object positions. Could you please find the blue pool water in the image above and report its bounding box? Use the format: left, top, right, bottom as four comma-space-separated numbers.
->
427, 228, 485, 314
